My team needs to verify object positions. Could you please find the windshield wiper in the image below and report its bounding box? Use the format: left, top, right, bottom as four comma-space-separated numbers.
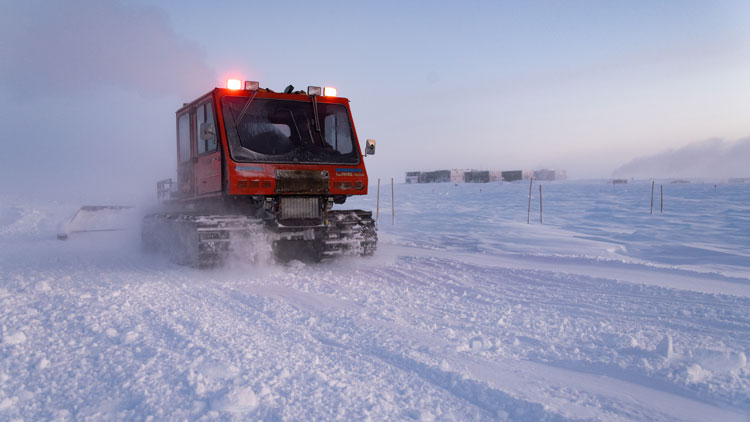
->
311, 95, 327, 146
233, 90, 258, 126
283, 109, 303, 144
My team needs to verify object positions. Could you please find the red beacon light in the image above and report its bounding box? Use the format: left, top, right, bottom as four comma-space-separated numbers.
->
226, 79, 242, 90
323, 86, 337, 97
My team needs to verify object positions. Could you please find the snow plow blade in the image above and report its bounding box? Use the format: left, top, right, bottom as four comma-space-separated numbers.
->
57, 206, 135, 240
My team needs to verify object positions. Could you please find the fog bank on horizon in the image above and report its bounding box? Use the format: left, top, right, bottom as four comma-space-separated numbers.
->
612, 138, 750, 180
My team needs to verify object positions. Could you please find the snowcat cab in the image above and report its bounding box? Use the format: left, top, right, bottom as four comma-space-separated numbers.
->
142, 80, 377, 265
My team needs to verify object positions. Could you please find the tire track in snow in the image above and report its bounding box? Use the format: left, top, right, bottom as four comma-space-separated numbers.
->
301, 293, 742, 422
310, 329, 575, 422
294, 255, 749, 416
388, 256, 750, 341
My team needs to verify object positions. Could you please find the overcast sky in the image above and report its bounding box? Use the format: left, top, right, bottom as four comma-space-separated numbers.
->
1, 0, 749, 200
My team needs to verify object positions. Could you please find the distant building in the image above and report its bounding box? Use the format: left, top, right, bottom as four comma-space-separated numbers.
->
501, 170, 523, 182
612, 179, 628, 184
405, 172, 420, 184
464, 170, 490, 183
420, 170, 451, 183
406, 168, 565, 184
534, 169, 555, 181
533, 169, 567, 181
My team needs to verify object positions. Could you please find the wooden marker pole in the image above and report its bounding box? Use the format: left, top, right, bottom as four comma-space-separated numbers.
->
376, 178, 380, 222
391, 177, 396, 224
539, 185, 543, 224
660, 184, 663, 214
650, 181, 655, 215
527, 177, 533, 224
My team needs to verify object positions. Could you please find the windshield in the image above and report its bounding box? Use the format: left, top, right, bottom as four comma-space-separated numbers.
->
221, 96, 359, 164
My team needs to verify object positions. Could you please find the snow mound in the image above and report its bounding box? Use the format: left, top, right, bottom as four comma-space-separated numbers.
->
603, 332, 639, 349
0, 205, 48, 238
2, 331, 27, 345
685, 364, 713, 383
656, 335, 674, 359
210, 386, 258, 413
692, 348, 747, 374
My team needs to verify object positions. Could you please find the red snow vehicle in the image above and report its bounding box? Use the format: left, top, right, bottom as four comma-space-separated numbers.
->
141, 81, 377, 265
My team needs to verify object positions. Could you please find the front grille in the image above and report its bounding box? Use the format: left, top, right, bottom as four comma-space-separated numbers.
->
275, 170, 330, 194
279, 197, 321, 220
238, 180, 262, 190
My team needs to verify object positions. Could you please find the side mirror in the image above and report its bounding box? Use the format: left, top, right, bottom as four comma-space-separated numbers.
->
365, 139, 376, 156
199, 122, 215, 141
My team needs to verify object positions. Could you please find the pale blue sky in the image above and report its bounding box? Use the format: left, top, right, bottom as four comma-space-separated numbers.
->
1, 0, 748, 198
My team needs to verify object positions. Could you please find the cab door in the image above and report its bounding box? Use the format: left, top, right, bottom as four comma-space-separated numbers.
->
194, 100, 222, 196
176, 111, 195, 196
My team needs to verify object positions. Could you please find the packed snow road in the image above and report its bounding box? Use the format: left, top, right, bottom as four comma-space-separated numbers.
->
1, 181, 748, 421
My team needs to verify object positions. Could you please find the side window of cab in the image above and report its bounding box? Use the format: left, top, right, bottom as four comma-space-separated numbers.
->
323, 110, 353, 154
196, 101, 218, 155
177, 112, 191, 162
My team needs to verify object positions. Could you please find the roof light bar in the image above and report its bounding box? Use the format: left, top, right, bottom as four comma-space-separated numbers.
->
323, 86, 337, 97
307, 86, 321, 96
226, 79, 242, 90
245, 81, 259, 91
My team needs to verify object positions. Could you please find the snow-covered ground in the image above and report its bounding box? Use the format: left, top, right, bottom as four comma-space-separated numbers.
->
1, 181, 748, 421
